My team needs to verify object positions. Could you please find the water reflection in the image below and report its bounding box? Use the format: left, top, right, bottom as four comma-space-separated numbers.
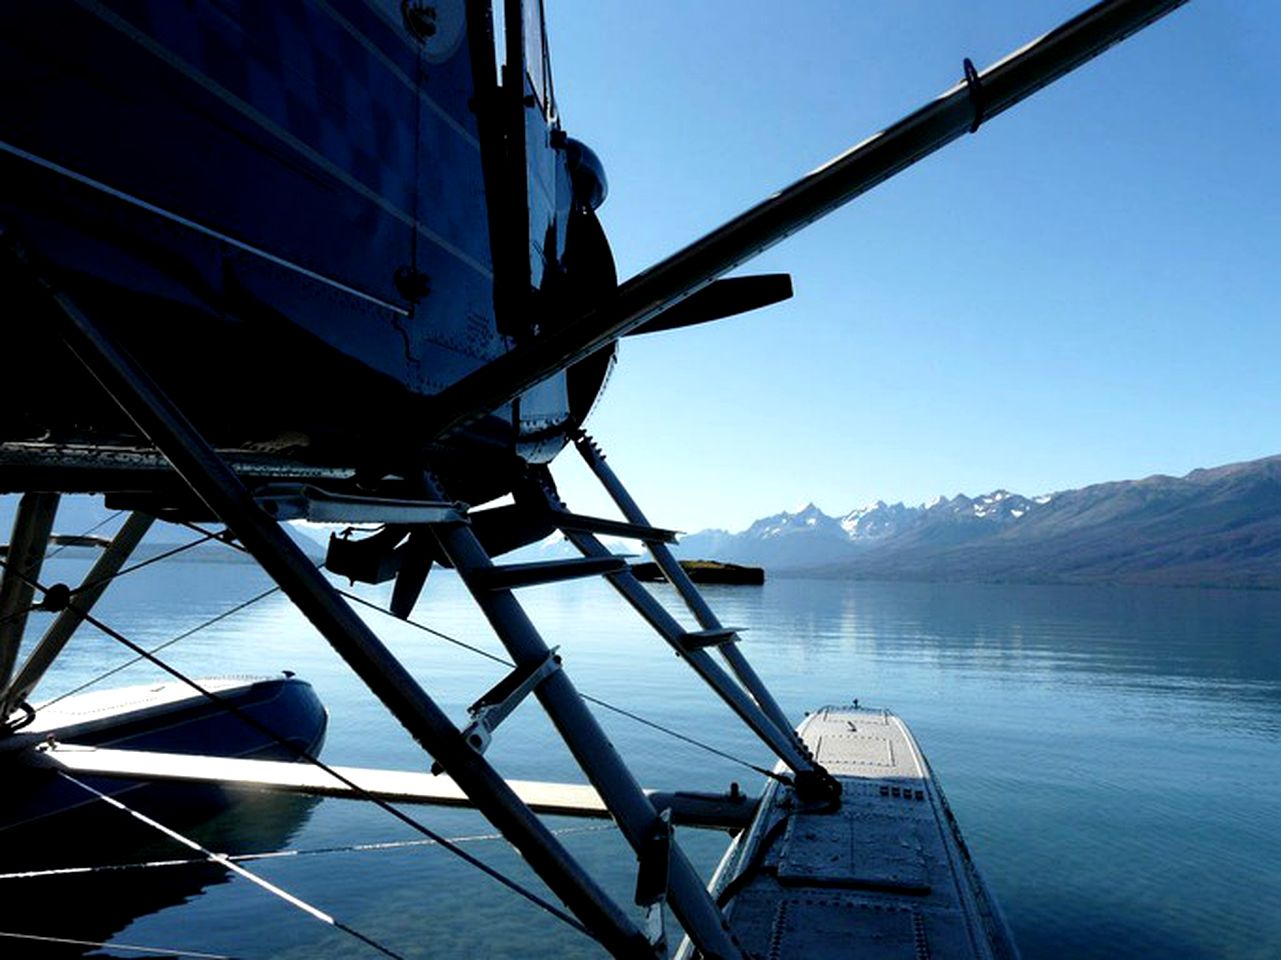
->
5, 557, 1278, 959
0, 791, 319, 958
724, 580, 1281, 716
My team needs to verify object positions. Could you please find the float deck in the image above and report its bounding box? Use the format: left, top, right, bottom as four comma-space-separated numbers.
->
701, 707, 1020, 960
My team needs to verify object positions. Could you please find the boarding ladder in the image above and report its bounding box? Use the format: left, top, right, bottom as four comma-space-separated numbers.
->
410, 433, 836, 954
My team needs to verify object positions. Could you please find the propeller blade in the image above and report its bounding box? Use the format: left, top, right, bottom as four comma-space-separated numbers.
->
420, 0, 1189, 440
624, 275, 792, 337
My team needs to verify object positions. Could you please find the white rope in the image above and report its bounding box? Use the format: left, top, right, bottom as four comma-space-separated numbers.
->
0, 930, 232, 958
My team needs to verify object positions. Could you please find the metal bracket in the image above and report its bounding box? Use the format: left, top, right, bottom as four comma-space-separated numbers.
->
433, 649, 562, 771
675, 626, 745, 654
963, 57, 986, 133
253, 483, 468, 525
634, 807, 673, 951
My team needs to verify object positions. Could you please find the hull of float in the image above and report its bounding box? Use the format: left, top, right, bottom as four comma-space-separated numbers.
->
0, 675, 327, 845
684, 707, 1019, 960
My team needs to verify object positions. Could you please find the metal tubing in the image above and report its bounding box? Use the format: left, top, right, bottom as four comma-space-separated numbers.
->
420, 0, 1190, 437
562, 525, 812, 777
2, 511, 153, 715
573, 437, 800, 740
19, 247, 654, 959
0, 491, 60, 691
427, 491, 746, 960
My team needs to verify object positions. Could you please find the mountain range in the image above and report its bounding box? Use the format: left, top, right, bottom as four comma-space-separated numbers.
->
5, 455, 1277, 589
672, 455, 1281, 588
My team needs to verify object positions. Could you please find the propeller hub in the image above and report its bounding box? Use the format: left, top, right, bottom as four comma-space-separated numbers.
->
564, 138, 608, 211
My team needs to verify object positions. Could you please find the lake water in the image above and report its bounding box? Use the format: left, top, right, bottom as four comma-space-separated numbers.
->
4, 552, 1280, 959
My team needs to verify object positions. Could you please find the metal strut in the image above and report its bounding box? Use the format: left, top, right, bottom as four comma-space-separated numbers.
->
423, 471, 747, 959
561, 433, 839, 801
1, 511, 154, 719
7, 238, 656, 960
0, 491, 60, 695
418, 0, 1193, 440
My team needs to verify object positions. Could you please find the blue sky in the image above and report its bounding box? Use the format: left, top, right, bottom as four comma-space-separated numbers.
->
537, 1, 1281, 534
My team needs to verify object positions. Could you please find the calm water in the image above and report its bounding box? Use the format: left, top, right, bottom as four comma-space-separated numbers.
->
5, 553, 1281, 959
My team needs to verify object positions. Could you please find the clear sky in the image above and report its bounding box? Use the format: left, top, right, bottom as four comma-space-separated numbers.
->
538, 1, 1280, 534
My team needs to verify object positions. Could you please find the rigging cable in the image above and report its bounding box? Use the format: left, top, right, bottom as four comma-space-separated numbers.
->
44, 509, 127, 561
0, 930, 231, 959
74, 598, 594, 940
9, 516, 780, 946
179, 520, 780, 781
55, 770, 408, 960
337, 587, 784, 783
0, 530, 221, 631
0, 823, 615, 881
0, 560, 597, 946
0, 508, 129, 631
35, 584, 282, 712
70, 528, 219, 597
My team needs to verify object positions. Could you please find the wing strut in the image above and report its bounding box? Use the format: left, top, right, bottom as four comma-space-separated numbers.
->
421, 0, 1190, 438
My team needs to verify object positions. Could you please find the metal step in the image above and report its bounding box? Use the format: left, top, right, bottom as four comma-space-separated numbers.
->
472, 556, 631, 591
676, 627, 743, 652
554, 511, 679, 545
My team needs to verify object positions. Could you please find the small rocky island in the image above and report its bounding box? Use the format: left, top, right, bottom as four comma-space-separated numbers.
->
630, 559, 765, 585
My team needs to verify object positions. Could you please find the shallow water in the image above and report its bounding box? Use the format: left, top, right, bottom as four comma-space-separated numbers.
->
5, 554, 1280, 958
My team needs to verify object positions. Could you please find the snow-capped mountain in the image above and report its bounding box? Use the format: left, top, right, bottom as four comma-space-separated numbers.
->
673, 455, 1281, 588
679, 489, 1048, 562
839, 500, 921, 541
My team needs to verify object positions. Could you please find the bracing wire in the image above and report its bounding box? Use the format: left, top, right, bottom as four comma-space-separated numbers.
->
4, 510, 777, 948
0, 930, 231, 959
178, 520, 776, 778
71, 529, 219, 596
0, 823, 614, 882
44, 508, 127, 561
56, 770, 409, 960
0, 508, 127, 631
7, 527, 609, 942
0, 530, 221, 630
0, 556, 598, 944
337, 587, 780, 781
36, 584, 282, 712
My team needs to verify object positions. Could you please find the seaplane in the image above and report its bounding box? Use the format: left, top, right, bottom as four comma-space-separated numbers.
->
0, 1, 1193, 956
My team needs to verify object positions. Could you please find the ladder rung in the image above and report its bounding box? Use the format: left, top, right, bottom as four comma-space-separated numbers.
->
472, 556, 631, 591
554, 511, 679, 545
677, 627, 743, 651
